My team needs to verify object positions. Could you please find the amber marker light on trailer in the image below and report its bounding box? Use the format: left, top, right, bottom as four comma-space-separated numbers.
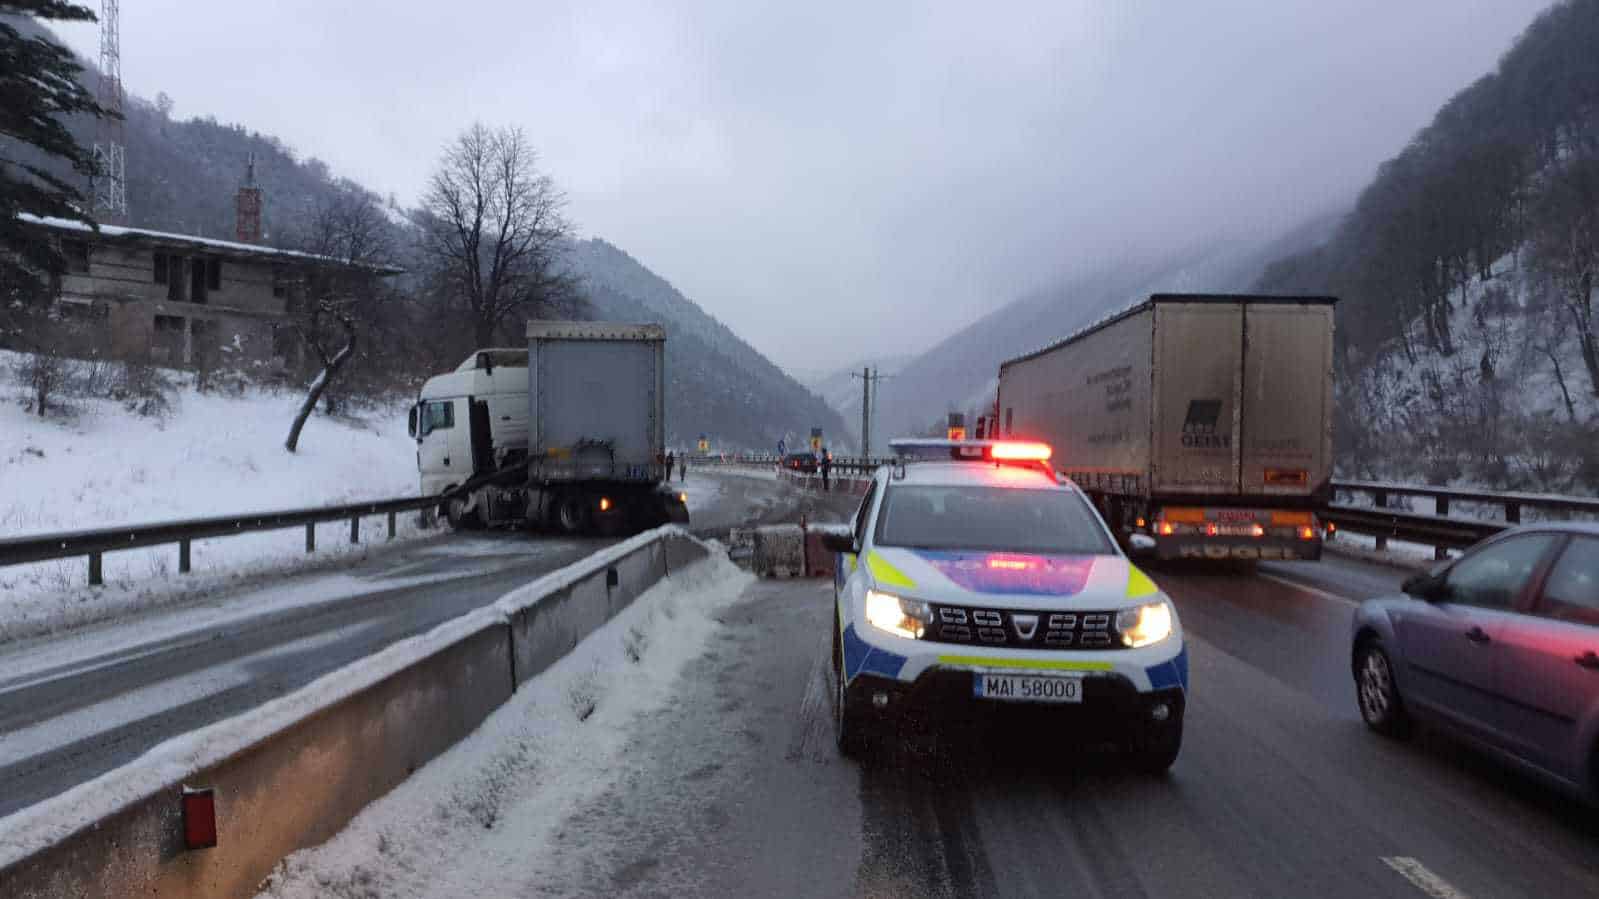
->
599, 497, 612, 512
1299, 525, 1317, 540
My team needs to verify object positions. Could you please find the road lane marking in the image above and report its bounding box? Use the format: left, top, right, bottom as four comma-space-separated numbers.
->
1381, 857, 1473, 899
1258, 572, 1359, 608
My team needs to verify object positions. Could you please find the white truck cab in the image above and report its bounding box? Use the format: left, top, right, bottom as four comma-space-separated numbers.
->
409, 349, 529, 510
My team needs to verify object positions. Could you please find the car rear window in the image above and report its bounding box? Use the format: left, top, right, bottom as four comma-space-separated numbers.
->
874, 485, 1115, 555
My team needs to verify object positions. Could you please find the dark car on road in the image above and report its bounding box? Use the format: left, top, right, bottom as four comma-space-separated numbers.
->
1351, 523, 1599, 800
782, 452, 818, 474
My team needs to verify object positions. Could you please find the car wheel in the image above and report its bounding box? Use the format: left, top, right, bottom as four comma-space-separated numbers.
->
834, 627, 869, 758
1128, 722, 1182, 774
1355, 639, 1411, 738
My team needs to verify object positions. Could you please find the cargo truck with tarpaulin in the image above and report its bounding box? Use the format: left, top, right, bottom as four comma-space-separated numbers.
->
995, 294, 1336, 561
409, 321, 688, 535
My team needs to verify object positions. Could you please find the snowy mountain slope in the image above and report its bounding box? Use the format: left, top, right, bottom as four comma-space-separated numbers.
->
565, 239, 850, 452
868, 213, 1342, 442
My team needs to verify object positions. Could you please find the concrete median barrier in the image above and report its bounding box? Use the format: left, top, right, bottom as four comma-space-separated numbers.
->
0, 526, 712, 899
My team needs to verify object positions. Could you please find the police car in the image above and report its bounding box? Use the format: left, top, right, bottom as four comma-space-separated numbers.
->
822, 439, 1188, 771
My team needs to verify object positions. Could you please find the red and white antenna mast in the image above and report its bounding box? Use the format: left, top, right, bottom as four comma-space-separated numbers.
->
91, 0, 128, 223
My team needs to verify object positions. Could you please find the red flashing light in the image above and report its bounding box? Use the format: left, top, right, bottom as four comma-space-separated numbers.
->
1250, 523, 1265, 538
1326, 522, 1337, 535
182, 787, 217, 851
1205, 523, 1220, 537
989, 441, 1052, 462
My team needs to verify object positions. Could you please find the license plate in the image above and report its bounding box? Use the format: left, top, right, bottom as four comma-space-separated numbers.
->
973, 674, 1083, 704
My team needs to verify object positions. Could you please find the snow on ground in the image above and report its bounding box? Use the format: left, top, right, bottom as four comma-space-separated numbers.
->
255, 550, 753, 899
0, 351, 422, 642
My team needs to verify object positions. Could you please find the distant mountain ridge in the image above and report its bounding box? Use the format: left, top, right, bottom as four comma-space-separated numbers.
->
866, 212, 1343, 444
565, 239, 850, 452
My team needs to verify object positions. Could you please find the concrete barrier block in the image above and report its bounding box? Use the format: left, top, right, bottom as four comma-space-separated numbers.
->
4, 622, 513, 899
512, 572, 610, 684
663, 532, 712, 572
754, 525, 804, 577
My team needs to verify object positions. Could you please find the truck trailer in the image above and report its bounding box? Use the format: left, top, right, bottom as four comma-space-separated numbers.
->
408, 321, 688, 535
996, 294, 1335, 561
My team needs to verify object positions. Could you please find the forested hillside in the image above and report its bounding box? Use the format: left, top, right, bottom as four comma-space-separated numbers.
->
1257, 0, 1599, 490
2, 13, 833, 451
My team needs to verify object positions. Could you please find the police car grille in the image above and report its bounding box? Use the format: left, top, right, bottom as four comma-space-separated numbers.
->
931, 605, 1121, 649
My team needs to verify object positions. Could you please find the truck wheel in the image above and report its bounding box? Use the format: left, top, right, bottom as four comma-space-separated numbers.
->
445, 496, 483, 531
555, 493, 590, 535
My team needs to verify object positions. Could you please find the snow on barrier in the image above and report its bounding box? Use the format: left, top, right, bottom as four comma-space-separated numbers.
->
0, 526, 711, 899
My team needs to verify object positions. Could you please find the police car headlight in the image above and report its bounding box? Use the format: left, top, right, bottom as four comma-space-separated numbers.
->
865, 590, 931, 640
1117, 601, 1173, 648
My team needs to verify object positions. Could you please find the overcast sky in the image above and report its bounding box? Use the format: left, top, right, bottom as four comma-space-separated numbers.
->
58, 0, 1549, 373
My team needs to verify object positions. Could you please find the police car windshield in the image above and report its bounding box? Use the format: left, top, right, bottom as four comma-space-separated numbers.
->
875, 485, 1115, 555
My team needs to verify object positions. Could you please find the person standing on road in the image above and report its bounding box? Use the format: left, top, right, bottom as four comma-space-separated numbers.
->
665, 451, 676, 482
821, 447, 832, 492
680, 453, 687, 482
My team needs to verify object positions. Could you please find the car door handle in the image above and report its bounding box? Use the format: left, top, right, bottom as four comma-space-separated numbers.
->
1465, 627, 1491, 645
1576, 652, 1599, 671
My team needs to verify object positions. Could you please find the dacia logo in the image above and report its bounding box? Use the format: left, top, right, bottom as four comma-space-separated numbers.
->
1012, 613, 1039, 640
1181, 399, 1230, 449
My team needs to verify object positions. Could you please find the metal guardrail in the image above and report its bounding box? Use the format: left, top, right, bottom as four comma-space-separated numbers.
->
0, 495, 440, 587
696, 459, 1597, 559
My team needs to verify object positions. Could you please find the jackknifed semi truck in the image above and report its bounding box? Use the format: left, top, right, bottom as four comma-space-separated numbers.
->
408, 321, 689, 535
996, 294, 1336, 561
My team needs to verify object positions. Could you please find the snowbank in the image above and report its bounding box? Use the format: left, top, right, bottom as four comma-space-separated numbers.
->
0, 526, 714, 869
255, 546, 752, 898
0, 351, 422, 641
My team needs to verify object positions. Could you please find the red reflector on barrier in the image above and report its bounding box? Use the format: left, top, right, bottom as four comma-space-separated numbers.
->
182, 787, 217, 850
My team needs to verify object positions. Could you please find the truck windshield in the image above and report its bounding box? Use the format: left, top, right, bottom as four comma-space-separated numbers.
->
875, 486, 1115, 555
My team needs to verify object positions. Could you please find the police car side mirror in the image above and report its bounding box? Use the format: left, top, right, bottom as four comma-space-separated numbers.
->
407, 405, 419, 440
820, 532, 856, 555
1128, 533, 1157, 557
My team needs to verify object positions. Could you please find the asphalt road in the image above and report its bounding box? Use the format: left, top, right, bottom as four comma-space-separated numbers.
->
525, 551, 1599, 898
0, 470, 837, 821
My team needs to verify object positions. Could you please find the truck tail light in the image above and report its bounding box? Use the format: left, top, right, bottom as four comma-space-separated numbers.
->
1250, 523, 1265, 538
1299, 525, 1316, 540
1158, 521, 1175, 536
599, 497, 612, 512
1205, 523, 1219, 537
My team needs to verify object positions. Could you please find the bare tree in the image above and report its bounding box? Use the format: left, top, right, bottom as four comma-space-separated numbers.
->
284, 186, 393, 453
419, 124, 578, 347
1527, 156, 1599, 396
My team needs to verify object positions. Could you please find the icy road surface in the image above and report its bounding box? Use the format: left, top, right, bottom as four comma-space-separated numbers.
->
265, 555, 1599, 898
0, 469, 852, 820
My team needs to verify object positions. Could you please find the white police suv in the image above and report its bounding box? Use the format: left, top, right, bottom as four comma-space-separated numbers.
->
822, 439, 1188, 771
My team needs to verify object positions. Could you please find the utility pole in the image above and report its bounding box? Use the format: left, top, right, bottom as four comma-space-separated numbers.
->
852, 367, 888, 458
91, 0, 128, 223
